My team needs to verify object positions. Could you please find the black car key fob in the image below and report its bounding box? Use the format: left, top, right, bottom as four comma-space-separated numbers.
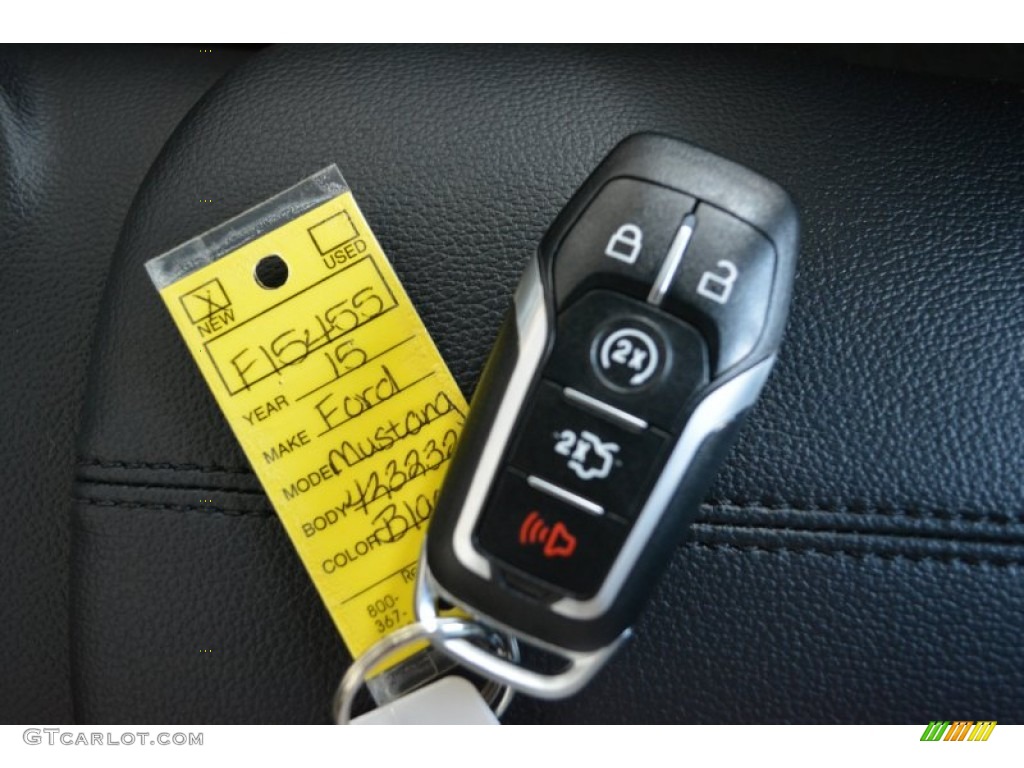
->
416, 134, 798, 698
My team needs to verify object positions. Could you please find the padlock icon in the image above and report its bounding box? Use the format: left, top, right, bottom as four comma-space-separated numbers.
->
696, 260, 739, 305
604, 224, 643, 265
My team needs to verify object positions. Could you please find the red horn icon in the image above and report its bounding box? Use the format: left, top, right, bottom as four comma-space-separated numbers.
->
518, 511, 577, 559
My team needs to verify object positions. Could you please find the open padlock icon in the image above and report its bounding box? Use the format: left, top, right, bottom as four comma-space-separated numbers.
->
696, 259, 739, 305
604, 223, 643, 264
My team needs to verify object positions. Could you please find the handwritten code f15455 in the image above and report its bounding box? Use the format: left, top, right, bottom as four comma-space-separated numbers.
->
147, 170, 468, 661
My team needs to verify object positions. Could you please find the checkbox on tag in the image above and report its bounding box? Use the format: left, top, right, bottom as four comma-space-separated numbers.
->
179, 278, 232, 324
308, 209, 359, 254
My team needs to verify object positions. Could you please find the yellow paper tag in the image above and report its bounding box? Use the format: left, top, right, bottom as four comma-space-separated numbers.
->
147, 169, 466, 660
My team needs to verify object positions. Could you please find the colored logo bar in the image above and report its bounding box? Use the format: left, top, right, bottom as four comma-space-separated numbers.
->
920, 721, 997, 741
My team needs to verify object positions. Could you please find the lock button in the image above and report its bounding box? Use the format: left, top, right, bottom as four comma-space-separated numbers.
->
554, 178, 696, 309
604, 224, 644, 263
664, 203, 776, 374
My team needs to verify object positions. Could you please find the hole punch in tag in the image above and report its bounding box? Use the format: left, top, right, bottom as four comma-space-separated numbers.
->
146, 166, 468, 676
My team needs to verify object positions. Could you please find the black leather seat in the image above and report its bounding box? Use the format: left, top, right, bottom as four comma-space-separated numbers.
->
0, 44, 252, 722
6, 44, 1024, 723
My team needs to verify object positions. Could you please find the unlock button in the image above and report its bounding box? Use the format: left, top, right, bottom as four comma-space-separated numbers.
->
665, 203, 777, 374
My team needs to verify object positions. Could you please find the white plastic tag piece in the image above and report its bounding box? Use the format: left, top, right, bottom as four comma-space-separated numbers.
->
350, 677, 498, 725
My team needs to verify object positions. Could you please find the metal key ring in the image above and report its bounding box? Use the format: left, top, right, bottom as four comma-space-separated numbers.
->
332, 618, 517, 724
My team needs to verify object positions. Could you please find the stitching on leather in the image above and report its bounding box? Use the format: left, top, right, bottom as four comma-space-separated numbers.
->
77, 478, 266, 496
706, 498, 1016, 525
76, 457, 254, 475
73, 497, 273, 519
75, 478, 1024, 538
75, 458, 1021, 525
72, 496, 1024, 567
686, 541, 1024, 568
703, 515, 1022, 536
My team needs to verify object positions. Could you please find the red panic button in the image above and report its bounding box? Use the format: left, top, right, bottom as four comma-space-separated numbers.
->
519, 511, 578, 558
475, 471, 629, 598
